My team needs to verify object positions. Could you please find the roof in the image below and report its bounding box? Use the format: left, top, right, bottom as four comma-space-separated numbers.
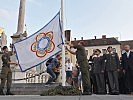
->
120, 40, 133, 50
71, 38, 121, 47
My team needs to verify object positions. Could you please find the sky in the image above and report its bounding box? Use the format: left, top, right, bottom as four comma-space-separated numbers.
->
1, 0, 133, 46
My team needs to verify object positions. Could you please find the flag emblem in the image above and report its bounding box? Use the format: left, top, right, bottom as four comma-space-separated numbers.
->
31, 31, 55, 58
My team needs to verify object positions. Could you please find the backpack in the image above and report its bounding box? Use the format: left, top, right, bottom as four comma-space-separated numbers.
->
46, 58, 53, 66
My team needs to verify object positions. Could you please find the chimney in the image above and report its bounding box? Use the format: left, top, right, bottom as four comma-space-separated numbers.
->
94, 36, 97, 39
81, 37, 83, 40
74, 38, 76, 41
102, 35, 106, 39
65, 30, 71, 41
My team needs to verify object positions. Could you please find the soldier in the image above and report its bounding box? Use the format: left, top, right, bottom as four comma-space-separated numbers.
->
0, 46, 18, 95
66, 41, 92, 95
102, 46, 120, 95
92, 49, 106, 94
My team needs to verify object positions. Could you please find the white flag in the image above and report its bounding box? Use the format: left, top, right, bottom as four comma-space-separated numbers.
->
14, 12, 63, 72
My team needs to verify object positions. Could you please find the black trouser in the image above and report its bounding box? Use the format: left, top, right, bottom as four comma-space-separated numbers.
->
90, 71, 97, 93
107, 71, 119, 93
118, 71, 126, 94
95, 73, 106, 93
125, 69, 133, 93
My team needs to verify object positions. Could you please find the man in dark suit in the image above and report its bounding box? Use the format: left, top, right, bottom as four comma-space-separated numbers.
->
121, 45, 133, 95
103, 46, 120, 95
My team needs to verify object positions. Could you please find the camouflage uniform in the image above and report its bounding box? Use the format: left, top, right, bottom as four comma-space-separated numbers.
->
0, 52, 13, 93
74, 45, 91, 94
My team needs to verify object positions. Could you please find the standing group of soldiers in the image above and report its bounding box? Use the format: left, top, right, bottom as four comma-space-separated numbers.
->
66, 41, 133, 95
89, 46, 119, 95
89, 45, 133, 95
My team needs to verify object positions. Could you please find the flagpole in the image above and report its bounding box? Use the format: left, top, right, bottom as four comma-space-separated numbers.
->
61, 0, 66, 86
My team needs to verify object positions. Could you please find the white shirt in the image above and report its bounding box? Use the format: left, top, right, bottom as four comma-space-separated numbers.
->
126, 51, 130, 58
106, 51, 113, 54
65, 62, 73, 71
92, 54, 102, 58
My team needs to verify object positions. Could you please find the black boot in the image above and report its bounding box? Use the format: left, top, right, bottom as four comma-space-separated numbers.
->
6, 89, 14, 95
82, 86, 92, 95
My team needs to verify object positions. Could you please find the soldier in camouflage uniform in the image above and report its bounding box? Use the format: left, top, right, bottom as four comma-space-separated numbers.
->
0, 46, 18, 95
66, 41, 91, 95
102, 46, 120, 95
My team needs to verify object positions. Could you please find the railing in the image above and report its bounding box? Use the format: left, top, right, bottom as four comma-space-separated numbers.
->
12, 70, 50, 83
37, 73, 50, 83
9, 62, 50, 83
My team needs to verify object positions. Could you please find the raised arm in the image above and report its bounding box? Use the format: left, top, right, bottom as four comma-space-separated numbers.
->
10, 44, 14, 55
66, 46, 76, 55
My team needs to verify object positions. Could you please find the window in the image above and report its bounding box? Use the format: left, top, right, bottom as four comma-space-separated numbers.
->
112, 48, 116, 53
86, 50, 88, 55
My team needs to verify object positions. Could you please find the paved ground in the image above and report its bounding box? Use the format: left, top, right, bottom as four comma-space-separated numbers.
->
0, 95, 133, 100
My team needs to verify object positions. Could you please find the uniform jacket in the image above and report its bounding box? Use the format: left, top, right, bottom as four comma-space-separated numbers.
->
73, 45, 88, 63
2, 51, 13, 67
103, 52, 120, 71
93, 55, 104, 74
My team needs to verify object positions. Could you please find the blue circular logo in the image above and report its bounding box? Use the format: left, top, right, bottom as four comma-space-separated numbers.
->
37, 37, 50, 51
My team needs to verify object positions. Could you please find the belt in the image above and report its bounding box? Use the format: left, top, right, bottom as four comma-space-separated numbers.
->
78, 59, 88, 64
2, 65, 10, 68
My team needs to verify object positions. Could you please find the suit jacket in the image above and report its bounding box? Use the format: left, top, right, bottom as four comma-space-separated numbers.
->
121, 51, 133, 70
103, 52, 120, 71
